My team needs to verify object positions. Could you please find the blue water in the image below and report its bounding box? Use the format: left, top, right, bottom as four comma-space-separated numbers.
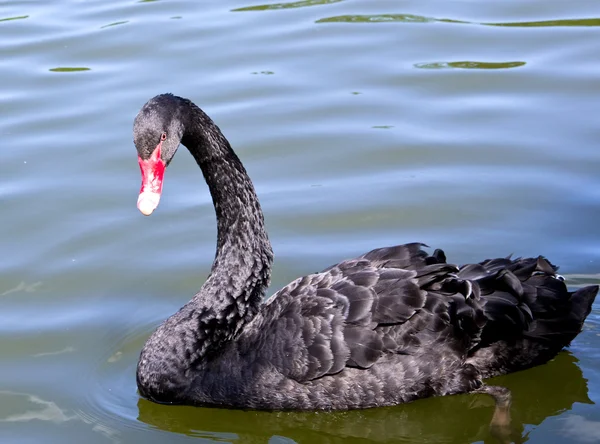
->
1, 1, 599, 443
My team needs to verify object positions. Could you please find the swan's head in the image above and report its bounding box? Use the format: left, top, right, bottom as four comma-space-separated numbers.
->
133, 94, 185, 216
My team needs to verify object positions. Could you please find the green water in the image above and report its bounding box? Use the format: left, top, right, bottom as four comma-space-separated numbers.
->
1, 1, 599, 443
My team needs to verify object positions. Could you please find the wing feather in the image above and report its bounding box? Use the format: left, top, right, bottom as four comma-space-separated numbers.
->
239, 244, 595, 385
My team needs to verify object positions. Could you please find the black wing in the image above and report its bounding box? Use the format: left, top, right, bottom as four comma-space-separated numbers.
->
240, 243, 597, 383
241, 243, 488, 382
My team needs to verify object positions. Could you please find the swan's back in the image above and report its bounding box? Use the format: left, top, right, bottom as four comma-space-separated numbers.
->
187, 243, 597, 410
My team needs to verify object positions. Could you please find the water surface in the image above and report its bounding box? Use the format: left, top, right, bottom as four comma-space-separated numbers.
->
1, 1, 599, 443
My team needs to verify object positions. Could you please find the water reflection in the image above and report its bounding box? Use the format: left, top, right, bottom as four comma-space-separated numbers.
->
560, 415, 600, 443
233, 0, 344, 12
0, 281, 42, 297
0, 392, 122, 444
0, 15, 28, 23
33, 346, 76, 358
48, 67, 91, 73
414, 61, 526, 70
316, 14, 448, 24
100, 21, 129, 29
315, 13, 600, 28
136, 352, 591, 443
488, 18, 600, 28
0, 391, 75, 424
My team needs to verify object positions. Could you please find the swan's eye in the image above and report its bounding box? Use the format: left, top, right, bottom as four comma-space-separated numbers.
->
160, 132, 167, 141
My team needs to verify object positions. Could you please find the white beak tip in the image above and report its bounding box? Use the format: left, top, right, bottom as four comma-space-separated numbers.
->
137, 191, 161, 216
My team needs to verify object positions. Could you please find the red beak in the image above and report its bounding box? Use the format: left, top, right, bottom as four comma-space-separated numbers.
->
137, 143, 166, 216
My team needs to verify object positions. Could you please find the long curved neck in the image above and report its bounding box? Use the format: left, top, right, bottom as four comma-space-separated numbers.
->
182, 100, 274, 341
137, 99, 273, 402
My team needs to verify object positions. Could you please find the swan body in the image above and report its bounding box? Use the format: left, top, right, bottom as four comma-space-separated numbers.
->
133, 94, 598, 410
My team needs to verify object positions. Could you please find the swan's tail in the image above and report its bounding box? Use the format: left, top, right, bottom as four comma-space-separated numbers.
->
460, 256, 598, 379
526, 282, 597, 344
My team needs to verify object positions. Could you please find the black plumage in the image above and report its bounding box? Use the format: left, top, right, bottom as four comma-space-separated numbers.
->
133, 94, 598, 410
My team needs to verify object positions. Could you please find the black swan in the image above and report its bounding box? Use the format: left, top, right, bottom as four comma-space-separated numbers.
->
133, 93, 598, 411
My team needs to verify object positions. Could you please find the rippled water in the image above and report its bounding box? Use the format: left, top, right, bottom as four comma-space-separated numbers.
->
2, 1, 599, 443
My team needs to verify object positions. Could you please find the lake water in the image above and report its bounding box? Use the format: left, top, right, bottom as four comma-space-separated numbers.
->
2, 1, 600, 443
